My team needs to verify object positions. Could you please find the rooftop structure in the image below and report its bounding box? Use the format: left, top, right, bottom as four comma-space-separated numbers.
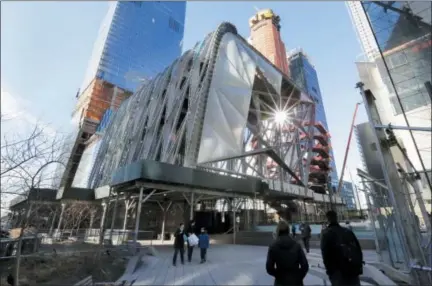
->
248, 9, 289, 75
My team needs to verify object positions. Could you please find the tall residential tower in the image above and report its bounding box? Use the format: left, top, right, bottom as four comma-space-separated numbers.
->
249, 9, 289, 75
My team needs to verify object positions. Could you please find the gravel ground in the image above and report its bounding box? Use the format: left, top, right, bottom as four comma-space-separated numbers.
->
0, 245, 128, 286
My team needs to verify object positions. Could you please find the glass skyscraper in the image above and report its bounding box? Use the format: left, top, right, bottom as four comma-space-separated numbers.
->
356, 1, 431, 178
74, 1, 186, 128
81, 1, 186, 94
63, 1, 186, 189
288, 49, 339, 185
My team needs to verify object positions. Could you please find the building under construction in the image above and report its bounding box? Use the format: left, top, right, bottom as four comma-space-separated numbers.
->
287, 49, 337, 195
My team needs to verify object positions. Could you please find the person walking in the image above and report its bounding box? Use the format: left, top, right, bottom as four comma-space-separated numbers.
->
198, 227, 210, 263
186, 219, 197, 263
172, 223, 185, 266
300, 222, 312, 253
266, 220, 309, 286
321, 211, 363, 286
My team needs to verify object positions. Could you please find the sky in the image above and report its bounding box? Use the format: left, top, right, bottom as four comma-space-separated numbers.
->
1, 1, 369, 207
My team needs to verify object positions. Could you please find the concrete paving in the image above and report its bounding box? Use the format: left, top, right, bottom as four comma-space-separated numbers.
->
119, 245, 379, 285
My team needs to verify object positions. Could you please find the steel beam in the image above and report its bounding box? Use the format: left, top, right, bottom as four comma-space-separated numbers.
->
374, 124, 432, 133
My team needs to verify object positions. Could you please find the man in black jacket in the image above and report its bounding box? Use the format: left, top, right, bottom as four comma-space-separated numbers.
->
172, 223, 185, 266
266, 220, 309, 286
186, 219, 196, 262
321, 211, 363, 286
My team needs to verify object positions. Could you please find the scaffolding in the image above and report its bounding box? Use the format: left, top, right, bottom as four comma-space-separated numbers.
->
356, 82, 431, 285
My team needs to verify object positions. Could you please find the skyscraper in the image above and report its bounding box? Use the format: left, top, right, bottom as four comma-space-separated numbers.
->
61, 1, 186, 189
74, 1, 186, 129
346, 1, 380, 61
341, 181, 356, 210
249, 9, 289, 75
288, 49, 338, 194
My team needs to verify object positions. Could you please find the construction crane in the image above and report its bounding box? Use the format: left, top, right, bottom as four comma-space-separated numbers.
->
336, 102, 362, 195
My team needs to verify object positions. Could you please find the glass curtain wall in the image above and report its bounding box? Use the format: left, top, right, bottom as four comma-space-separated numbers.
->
361, 1, 431, 172
361, 1, 432, 271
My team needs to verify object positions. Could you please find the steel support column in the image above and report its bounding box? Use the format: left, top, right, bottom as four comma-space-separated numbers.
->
99, 201, 108, 245
357, 82, 431, 285
48, 210, 58, 236
158, 201, 172, 243
55, 202, 66, 236
190, 193, 195, 220
133, 188, 156, 244
109, 190, 119, 243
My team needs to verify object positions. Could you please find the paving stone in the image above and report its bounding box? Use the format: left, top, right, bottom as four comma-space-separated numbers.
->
124, 245, 379, 285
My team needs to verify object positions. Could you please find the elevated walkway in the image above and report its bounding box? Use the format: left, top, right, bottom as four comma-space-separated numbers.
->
109, 159, 343, 205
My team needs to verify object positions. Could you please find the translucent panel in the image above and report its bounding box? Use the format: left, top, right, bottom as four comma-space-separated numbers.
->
197, 33, 257, 163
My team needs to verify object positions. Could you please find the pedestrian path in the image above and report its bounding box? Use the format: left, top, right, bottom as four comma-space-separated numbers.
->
120, 245, 379, 285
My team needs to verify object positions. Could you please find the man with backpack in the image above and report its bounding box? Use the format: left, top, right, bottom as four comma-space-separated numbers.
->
321, 211, 363, 286
266, 220, 309, 286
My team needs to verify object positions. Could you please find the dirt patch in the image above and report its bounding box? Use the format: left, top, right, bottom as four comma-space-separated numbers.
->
0, 251, 127, 285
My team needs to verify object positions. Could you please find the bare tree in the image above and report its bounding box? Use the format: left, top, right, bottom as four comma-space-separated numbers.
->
60, 202, 98, 238
0, 117, 68, 286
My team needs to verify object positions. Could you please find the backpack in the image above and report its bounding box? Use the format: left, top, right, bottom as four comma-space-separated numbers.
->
335, 227, 363, 276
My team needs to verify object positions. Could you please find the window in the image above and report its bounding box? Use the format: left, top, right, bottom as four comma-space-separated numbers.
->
169, 17, 180, 33
387, 52, 408, 68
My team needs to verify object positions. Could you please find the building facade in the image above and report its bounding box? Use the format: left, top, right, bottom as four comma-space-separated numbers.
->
346, 1, 380, 61
350, 1, 431, 174
249, 9, 289, 75
341, 181, 356, 210
288, 49, 339, 193
61, 1, 186, 189
75, 1, 186, 128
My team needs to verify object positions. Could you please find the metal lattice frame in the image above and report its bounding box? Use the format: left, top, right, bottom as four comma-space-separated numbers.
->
87, 23, 318, 201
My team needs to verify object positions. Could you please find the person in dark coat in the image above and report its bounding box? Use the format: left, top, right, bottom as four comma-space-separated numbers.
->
172, 223, 185, 266
266, 220, 309, 286
186, 219, 196, 262
198, 227, 210, 263
300, 222, 312, 253
321, 211, 363, 286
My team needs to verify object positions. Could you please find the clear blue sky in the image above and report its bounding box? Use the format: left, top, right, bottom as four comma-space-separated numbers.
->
1, 1, 368, 201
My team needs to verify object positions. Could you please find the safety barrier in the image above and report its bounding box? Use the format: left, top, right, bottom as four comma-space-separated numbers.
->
0, 236, 41, 259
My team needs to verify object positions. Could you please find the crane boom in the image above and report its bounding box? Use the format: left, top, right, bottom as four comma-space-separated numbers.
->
336, 102, 361, 194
